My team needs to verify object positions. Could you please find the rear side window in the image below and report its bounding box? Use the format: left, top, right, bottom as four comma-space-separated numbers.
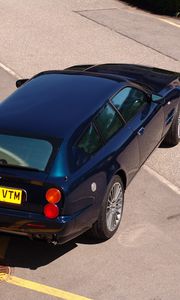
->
77, 124, 101, 154
95, 104, 124, 142
0, 134, 53, 171
111, 87, 148, 122
73, 123, 102, 167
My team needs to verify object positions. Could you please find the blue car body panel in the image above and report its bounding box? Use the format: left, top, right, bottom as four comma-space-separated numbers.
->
0, 63, 179, 244
0, 73, 121, 138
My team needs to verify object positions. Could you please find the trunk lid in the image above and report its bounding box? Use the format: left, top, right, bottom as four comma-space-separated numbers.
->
0, 167, 49, 214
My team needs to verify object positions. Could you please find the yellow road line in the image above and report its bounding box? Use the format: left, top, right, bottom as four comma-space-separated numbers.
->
159, 18, 180, 28
0, 235, 92, 299
4, 275, 92, 300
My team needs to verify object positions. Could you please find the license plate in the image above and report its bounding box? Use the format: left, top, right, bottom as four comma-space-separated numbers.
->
0, 186, 23, 205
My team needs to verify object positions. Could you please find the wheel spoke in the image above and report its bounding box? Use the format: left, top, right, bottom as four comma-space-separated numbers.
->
111, 212, 116, 229
114, 185, 121, 200
106, 182, 123, 232
106, 210, 113, 230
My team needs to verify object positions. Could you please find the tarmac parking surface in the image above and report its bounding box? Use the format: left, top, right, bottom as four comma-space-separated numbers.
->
0, 1, 180, 299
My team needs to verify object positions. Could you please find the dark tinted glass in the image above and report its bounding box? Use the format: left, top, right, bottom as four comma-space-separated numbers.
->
0, 134, 53, 171
74, 124, 102, 167
95, 104, 123, 141
112, 87, 147, 122
77, 124, 101, 155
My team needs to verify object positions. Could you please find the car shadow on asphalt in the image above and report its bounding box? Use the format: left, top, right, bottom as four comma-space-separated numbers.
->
0, 232, 101, 270
0, 233, 77, 270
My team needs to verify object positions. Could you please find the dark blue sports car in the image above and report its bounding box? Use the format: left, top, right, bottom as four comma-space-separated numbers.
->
0, 64, 179, 244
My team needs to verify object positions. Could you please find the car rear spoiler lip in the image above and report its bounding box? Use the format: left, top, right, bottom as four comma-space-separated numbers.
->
65, 63, 180, 94
16, 64, 180, 94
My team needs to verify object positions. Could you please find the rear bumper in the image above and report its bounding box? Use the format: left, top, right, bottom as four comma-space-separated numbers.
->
0, 205, 92, 244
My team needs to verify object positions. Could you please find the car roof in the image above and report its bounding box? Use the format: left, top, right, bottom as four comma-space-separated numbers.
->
67, 64, 179, 94
0, 72, 123, 139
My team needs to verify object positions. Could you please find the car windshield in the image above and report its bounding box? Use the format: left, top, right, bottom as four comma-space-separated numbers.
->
0, 134, 53, 171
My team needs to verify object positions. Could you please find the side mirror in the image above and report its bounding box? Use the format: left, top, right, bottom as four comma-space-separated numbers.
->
16, 79, 28, 88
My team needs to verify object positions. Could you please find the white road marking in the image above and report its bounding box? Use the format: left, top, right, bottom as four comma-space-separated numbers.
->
0, 61, 21, 79
159, 18, 180, 28
144, 165, 180, 195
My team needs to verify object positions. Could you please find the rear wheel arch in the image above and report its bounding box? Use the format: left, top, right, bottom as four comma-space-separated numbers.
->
115, 169, 127, 190
90, 175, 124, 240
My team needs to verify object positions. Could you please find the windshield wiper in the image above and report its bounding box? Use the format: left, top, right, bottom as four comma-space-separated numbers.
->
0, 162, 40, 172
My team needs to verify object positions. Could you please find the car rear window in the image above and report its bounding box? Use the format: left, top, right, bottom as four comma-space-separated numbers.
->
0, 134, 53, 171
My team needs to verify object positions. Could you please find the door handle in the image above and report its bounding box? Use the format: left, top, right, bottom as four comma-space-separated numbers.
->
137, 127, 145, 136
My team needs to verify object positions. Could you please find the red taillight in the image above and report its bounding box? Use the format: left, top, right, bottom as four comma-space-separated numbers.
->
45, 188, 61, 204
44, 203, 59, 219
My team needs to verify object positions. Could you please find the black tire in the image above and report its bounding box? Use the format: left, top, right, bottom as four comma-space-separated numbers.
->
163, 104, 180, 147
91, 175, 124, 241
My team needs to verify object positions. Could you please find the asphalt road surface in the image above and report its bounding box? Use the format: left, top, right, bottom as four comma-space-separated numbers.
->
0, 1, 180, 300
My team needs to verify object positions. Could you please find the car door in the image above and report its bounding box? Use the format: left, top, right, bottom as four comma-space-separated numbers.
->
71, 103, 140, 191
111, 86, 164, 166
161, 88, 180, 138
